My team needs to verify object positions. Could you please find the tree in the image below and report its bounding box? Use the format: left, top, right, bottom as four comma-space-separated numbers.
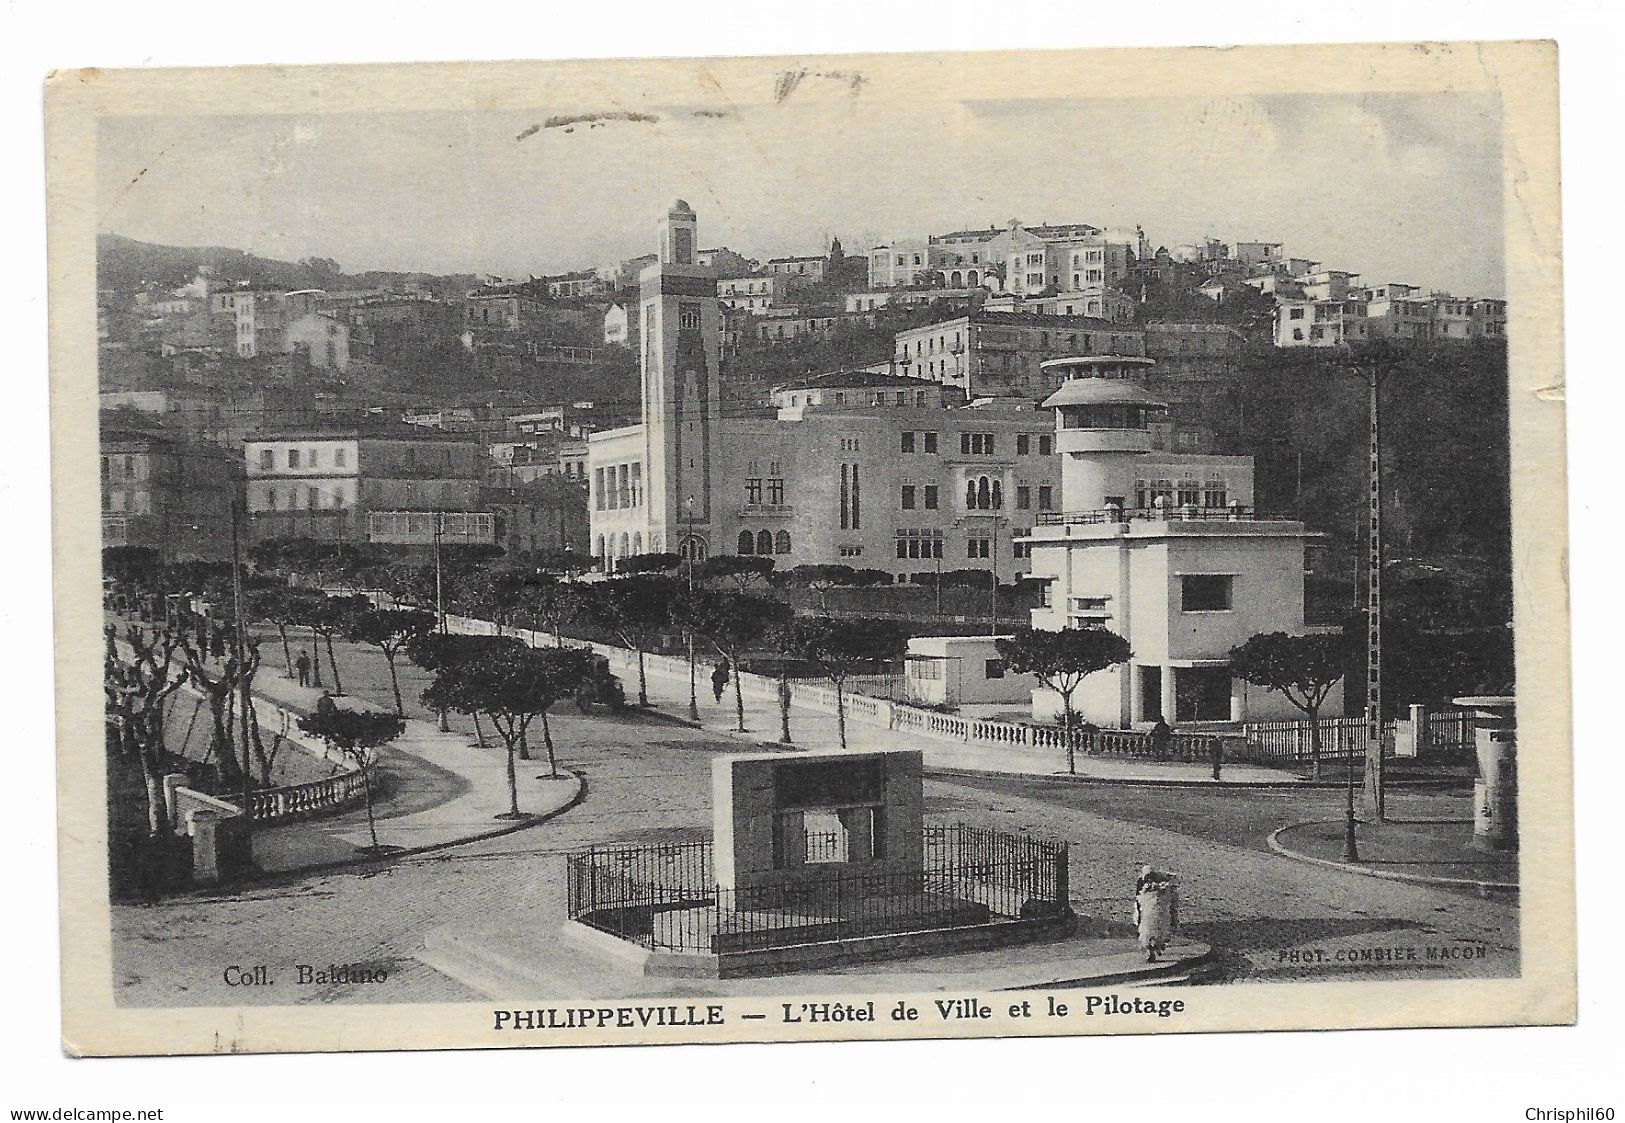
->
103, 545, 162, 612
776, 617, 905, 749
306, 594, 370, 695
251, 585, 322, 677
533, 550, 592, 578
615, 551, 681, 575
520, 575, 586, 646
998, 627, 1133, 774
700, 555, 776, 590
345, 608, 435, 715
584, 575, 681, 706
783, 563, 858, 609
672, 589, 792, 732
174, 615, 263, 790
104, 624, 188, 835
421, 646, 591, 817
296, 707, 405, 851
456, 568, 529, 636
1229, 631, 1350, 780
403, 631, 521, 743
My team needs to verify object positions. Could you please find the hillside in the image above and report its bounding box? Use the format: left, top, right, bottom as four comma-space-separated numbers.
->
96, 233, 476, 300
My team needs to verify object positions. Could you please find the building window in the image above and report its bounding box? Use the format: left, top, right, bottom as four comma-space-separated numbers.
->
258, 449, 273, 470
746, 478, 763, 504
1181, 574, 1234, 612
967, 536, 990, 559
923, 484, 939, 510
924, 431, 938, 453
775, 530, 791, 554
901, 485, 916, 510
288, 449, 300, 469
738, 530, 755, 555
1017, 435, 1030, 455
334, 448, 347, 468
984, 659, 1006, 680
1016, 485, 1031, 510
902, 431, 915, 453
1039, 435, 1053, 456
767, 477, 784, 505
757, 530, 774, 555
1038, 485, 1054, 510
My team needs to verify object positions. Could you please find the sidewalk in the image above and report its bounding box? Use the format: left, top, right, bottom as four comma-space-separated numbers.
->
247, 668, 580, 874
614, 647, 1300, 785
1268, 817, 1518, 891
125, 623, 583, 877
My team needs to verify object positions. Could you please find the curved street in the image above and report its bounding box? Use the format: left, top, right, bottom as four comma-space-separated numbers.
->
112, 634, 1517, 1006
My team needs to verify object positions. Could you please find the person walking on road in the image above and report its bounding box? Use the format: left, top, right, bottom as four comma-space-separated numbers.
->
295, 649, 312, 688
711, 660, 730, 704
1209, 736, 1224, 782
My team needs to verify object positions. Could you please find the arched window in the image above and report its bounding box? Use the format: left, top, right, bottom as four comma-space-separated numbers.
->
775, 530, 791, 554
757, 529, 773, 555
965, 479, 977, 509
619, 532, 630, 562
632, 533, 643, 555
976, 477, 991, 510
596, 535, 606, 564
992, 480, 1004, 510
738, 530, 755, 555
968, 270, 979, 287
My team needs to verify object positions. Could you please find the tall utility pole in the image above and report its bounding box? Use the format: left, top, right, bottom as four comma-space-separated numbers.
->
229, 490, 253, 836
433, 512, 446, 634
1362, 360, 1386, 822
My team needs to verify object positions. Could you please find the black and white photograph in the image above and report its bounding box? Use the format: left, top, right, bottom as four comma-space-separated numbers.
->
44, 37, 1573, 1060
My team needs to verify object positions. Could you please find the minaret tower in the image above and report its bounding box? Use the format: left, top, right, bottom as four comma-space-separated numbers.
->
639, 199, 724, 558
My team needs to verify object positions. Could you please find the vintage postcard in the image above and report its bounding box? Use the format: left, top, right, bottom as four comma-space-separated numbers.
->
49, 40, 1572, 1056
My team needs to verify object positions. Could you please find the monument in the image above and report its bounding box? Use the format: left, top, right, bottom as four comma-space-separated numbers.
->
565, 748, 1076, 977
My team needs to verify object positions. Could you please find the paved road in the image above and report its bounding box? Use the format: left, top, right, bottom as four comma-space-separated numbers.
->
111, 636, 1517, 1005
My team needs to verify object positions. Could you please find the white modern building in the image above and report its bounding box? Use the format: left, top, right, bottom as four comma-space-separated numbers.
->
1019, 356, 1336, 728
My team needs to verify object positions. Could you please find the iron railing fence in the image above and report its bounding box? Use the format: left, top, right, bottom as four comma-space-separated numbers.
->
565, 824, 1069, 953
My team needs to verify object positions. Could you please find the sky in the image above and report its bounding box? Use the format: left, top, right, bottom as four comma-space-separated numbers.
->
96, 83, 1505, 298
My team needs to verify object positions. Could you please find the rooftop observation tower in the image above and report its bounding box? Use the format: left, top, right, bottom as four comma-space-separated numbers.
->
1021, 355, 1326, 728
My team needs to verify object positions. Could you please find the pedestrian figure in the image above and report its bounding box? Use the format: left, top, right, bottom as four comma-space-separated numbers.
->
295, 649, 312, 688
316, 691, 338, 719
1134, 865, 1179, 963
1209, 736, 1224, 782
711, 660, 730, 704
209, 625, 227, 661
1149, 716, 1172, 757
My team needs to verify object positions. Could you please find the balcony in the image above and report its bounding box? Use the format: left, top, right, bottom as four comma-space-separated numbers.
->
1035, 505, 1295, 527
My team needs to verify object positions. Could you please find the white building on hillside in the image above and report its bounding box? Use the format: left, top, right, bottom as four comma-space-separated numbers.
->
1020, 356, 1335, 728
